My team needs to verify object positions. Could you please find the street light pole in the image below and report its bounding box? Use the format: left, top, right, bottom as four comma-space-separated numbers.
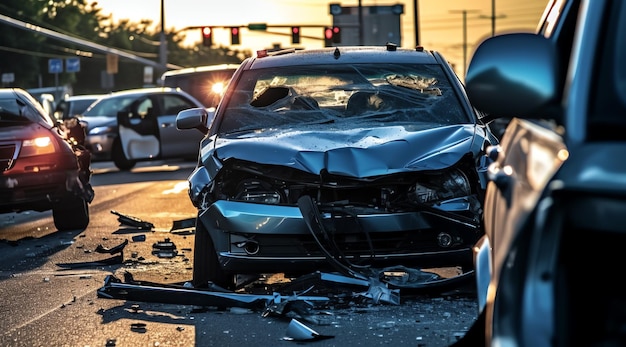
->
159, 0, 167, 72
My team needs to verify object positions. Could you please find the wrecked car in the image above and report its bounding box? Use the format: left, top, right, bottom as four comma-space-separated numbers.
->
175, 44, 498, 290
0, 88, 93, 231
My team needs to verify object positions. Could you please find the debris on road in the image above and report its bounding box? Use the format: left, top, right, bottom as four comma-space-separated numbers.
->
110, 210, 155, 230
95, 239, 128, 254
97, 272, 331, 312
282, 319, 334, 342
152, 238, 177, 258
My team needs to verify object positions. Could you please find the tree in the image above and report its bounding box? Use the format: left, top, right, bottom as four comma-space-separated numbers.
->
0, 0, 251, 93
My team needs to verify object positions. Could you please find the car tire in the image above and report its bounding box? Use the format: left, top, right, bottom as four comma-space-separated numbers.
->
192, 217, 233, 290
52, 193, 89, 231
112, 138, 136, 171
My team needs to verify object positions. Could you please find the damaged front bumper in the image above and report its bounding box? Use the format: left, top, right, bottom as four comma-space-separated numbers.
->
199, 195, 481, 276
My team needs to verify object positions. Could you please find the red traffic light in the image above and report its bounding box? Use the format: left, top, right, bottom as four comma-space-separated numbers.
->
291, 26, 300, 44
201, 27, 212, 47
332, 26, 341, 43
324, 27, 333, 40
231, 27, 240, 45
324, 27, 333, 47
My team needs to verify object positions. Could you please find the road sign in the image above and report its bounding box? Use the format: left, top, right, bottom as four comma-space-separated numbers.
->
1, 73, 14, 83
48, 58, 62, 73
66, 58, 80, 73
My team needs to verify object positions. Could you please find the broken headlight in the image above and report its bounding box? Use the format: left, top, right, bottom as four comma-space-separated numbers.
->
408, 169, 471, 204
234, 178, 284, 204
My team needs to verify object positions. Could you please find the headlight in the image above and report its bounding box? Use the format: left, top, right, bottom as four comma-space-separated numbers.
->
409, 169, 471, 204
21, 136, 55, 156
88, 126, 115, 135
235, 179, 283, 204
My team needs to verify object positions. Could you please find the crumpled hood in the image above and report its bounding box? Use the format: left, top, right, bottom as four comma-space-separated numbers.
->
209, 124, 482, 177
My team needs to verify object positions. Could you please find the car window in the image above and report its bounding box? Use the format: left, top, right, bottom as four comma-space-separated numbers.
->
218, 63, 469, 134
0, 98, 27, 122
161, 94, 197, 115
72, 99, 99, 115
83, 96, 137, 117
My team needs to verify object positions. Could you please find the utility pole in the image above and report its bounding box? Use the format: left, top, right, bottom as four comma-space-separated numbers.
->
159, 0, 167, 73
481, 1, 505, 37
414, 0, 420, 46
450, 9, 480, 77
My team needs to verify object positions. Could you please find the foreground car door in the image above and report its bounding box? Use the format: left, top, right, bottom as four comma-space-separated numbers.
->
478, 118, 566, 333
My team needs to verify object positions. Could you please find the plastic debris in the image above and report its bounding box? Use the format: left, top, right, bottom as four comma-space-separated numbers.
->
111, 210, 155, 230
95, 239, 128, 254
282, 319, 334, 341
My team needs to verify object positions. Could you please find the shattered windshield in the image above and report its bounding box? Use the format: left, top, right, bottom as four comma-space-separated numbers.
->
218, 63, 470, 134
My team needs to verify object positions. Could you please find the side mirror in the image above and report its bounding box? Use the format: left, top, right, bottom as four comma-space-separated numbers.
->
466, 33, 560, 120
176, 107, 211, 134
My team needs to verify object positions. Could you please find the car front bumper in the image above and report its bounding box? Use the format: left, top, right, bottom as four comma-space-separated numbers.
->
0, 169, 80, 213
197, 198, 480, 275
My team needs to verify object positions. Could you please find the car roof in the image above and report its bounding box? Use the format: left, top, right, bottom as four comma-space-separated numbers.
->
161, 64, 240, 78
247, 45, 439, 70
63, 94, 107, 101
107, 87, 189, 97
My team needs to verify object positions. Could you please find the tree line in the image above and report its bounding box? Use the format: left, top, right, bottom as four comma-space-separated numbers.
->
0, 0, 250, 94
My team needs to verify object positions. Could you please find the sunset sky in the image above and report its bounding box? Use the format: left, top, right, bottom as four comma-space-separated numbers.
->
94, 0, 548, 76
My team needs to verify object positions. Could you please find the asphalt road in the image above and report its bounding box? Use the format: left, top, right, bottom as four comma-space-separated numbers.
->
0, 160, 479, 347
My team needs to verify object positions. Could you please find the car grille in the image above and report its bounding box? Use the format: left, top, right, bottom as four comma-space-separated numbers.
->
0, 143, 18, 171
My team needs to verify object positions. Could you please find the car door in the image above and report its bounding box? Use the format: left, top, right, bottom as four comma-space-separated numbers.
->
117, 93, 204, 161
156, 93, 204, 158
484, 117, 567, 291
116, 96, 161, 160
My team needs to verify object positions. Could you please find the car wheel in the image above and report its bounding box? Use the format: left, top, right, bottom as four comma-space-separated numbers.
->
192, 217, 233, 290
52, 193, 89, 231
112, 138, 136, 171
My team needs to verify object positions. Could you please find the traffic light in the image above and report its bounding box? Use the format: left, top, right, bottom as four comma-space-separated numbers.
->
291, 26, 300, 44
332, 26, 341, 43
201, 26, 212, 47
231, 27, 240, 45
324, 27, 333, 47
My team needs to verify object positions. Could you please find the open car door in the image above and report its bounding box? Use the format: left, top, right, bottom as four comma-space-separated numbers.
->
116, 97, 161, 161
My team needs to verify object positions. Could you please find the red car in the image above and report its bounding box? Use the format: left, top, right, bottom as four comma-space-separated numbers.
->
0, 88, 93, 231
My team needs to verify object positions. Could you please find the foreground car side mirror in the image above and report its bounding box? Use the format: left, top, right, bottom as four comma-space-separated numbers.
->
176, 107, 213, 134
465, 33, 560, 122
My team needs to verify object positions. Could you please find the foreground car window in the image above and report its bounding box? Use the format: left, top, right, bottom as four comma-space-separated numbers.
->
218, 64, 469, 134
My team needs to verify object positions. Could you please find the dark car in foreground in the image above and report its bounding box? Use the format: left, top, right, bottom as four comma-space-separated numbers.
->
80, 87, 205, 170
0, 88, 93, 231
455, 0, 626, 346
175, 44, 498, 290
